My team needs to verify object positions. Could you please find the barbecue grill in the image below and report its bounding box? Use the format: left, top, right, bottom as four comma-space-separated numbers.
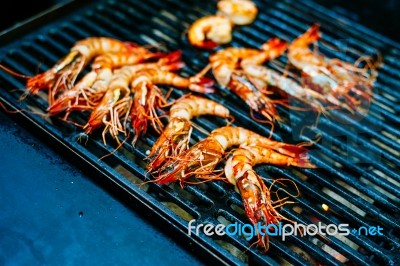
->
0, 0, 399, 265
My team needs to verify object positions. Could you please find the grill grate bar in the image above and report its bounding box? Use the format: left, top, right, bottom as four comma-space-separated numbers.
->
279, 105, 400, 179
281, 211, 377, 266
266, 176, 396, 265
51, 29, 78, 47
274, 170, 399, 264
61, 22, 91, 40
276, 109, 400, 195
282, 169, 399, 242
368, 104, 400, 126
376, 72, 400, 95
274, 166, 399, 248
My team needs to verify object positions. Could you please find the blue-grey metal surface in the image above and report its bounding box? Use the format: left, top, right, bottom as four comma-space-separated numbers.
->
0, 111, 203, 265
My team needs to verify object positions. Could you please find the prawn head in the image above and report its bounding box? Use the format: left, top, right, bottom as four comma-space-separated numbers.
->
236, 170, 281, 251
147, 118, 192, 172
27, 50, 83, 95
154, 138, 225, 185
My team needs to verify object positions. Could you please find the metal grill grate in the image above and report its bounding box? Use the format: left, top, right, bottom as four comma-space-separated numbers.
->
0, 0, 399, 265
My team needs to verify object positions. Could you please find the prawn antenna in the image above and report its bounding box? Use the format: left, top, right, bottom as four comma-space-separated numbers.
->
0, 64, 32, 79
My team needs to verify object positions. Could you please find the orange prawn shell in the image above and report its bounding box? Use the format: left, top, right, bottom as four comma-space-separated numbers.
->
26, 37, 138, 99
188, 15, 233, 49
155, 126, 312, 184
147, 96, 231, 173
224, 145, 315, 251
217, 0, 258, 25
288, 24, 376, 113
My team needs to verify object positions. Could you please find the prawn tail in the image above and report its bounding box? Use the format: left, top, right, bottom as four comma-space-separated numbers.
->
160, 50, 186, 71
165, 62, 186, 72
189, 77, 215, 93
162, 50, 182, 64
275, 144, 314, 165
305, 24, 321, 42
261, 37, 288, 57
199, 40, 220, 50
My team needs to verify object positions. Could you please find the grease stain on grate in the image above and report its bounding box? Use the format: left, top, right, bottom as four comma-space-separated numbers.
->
161, 201, 194, 222
322, 187, 367, 217
334, 179, 374, 204
214, 239, 249, 264
311, 238, 349, 263
114, 164, 149, 191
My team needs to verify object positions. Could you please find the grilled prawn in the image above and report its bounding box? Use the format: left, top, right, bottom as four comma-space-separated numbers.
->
48, 49, 166, 116
210, 38, 287, 121
244, 64, 328, 111
130, 70, 215, 144
83, 56, 184, 144
211, 38, 287, 86
155, 126, 310, 185
225, 145, 315, 251
147, 95, 230, 173
27, 37, 138, 101
288, 25, 377, 113
188, 15, 233, 49
217, 0, 258, 25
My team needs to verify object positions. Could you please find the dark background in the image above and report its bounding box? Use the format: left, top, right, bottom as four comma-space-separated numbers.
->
0, 0, 399, 42
0, 1, 63, 31
314, 0, 400, 42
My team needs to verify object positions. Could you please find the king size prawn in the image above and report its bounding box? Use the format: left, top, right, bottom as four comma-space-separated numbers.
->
84, 67, 214, 144
188, 15, 233, 49
188, 0, 258, 49
287, 25, 378, 113
154, 126, 311, 185
146, 95, 230, 173
224, 145, 315, 251
210, 38, 288, 121
26, 37, 140, 102
48, 48, 166, 116
217, 0, 258, 26
83, 57, 185, 144
130, 69, 215, 144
